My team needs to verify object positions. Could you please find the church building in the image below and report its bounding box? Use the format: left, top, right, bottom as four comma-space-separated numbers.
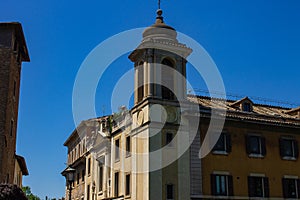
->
62, 8, 300, 200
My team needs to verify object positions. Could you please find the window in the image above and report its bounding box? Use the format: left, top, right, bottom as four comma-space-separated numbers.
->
248, 176, 269, 198
126, 136, 131, 157
13, 80, 16, 97
6, 174, 9, 183
10, 120, 14, 136
82, 169, 85, 182
87, 158, 91, 175
161, 58, 175, 100
282, 178, 300, 198
213, 133, 231, 154
78, 144, 81, 157
166, 132, 173, 147
114, 172, 119, 197
243, 102, 252, 112
87, 184, 90, 200
280, 137, 299, 160
246, 135, 266, 157
125, 174, 131, 196
115, 139, 120, 161
211, 174, 233, 196
99, 164, 103, 192
137, 61, 144, 102
166, 184, 174, 200
77, 173, 80, 185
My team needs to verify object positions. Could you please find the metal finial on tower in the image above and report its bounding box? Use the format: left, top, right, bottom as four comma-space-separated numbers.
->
158, 0, 161, 9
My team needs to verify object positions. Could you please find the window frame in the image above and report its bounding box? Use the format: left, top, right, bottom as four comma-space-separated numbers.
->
211, 173, 233, 197
282, 177, 300, 199
115, 138, 120, 162
125, 173, 131, 196
242, 102, 252, 112
126, 136, 131, 157
166, 184, 174, 200
98, 163, 103, 193
212, 132, 232, 155
246, 135, 266, 158
87, 157, 91, 175
114, 172, 119, 197
166, 132, 174, 147
280, 137, 299, 160
248, 175, 269, 198
82, 169, 85, 182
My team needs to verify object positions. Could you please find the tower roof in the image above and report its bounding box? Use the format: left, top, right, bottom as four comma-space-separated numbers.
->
150, 9, 175, 31
142, 9, 177, 41
129, 8, 192, 61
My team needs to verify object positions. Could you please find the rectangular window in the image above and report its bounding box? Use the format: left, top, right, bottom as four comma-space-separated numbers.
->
125, 174, 131, 196
87, 184, 90, 200
13, 80, 16, 97
126, 136, 131, 157
166, 132, 173, 147
280, 137, 299, 160
77, 173, 80, 185
82, 169, 85, 182
248, 176, 269, 198
211, 174, 233, 196
282, 178, 300, 198
213, 133, 232, 154
246, 135, 266, 157
137, 66, 144, 102
78, 144, 81, 157
243, 102, 252, 112
10, 120, 13, 136
99, 164, 103, 192
114, 172, 119, 197
115, 139, 120, 161
166, 184, 174, 199
88, 158, 91, 175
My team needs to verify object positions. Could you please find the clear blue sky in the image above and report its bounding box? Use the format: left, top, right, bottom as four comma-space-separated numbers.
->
1, 0, 300, 199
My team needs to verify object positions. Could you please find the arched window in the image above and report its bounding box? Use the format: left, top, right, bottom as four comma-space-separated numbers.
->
161, 58, 175, 100
137, 61, 144, 102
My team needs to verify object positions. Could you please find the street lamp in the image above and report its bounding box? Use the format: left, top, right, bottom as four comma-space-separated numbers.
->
61, 166, 76, 200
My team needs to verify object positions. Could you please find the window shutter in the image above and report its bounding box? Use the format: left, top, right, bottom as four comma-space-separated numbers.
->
246, 135, 251, 155
226, 133, 232, 153
228, 175, 234, 196
263, 177, 270, 198
211, 174, 217, 195
294, 140, 299, 159
248, 176, 255, 197
261, 137, 266, 156
279, 138, 285, 158
282, 178, 289, 198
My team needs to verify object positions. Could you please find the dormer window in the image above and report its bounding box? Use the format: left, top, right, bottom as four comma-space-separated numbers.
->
230, 97, 254, 112
243, 102, 252, 112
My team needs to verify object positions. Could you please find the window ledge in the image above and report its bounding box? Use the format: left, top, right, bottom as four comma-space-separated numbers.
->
125, 195, 131, 199
213, 195, 231, 199
125, 153, 131, 158
212, 151, 228, 155
248, 154, 264, 158
282, 156, 297, 161
98, 191, 103, 196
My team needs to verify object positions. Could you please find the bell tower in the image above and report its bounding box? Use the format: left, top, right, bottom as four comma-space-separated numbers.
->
129, 9, 193, 200
129, 9, 192, 105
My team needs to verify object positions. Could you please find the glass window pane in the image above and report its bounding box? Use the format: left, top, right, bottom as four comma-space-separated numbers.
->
250, 136, 260, 154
